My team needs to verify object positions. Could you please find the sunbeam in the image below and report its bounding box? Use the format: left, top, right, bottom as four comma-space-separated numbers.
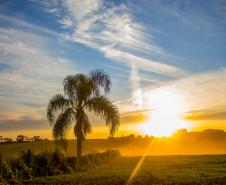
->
127, 137, 158, 184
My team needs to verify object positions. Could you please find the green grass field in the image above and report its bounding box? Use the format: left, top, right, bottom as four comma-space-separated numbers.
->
1, 141, 226, 184
0, 140, 111, 160
24, 155, 226, 185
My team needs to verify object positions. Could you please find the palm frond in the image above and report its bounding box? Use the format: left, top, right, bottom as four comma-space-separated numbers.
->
83, 113, 92, 135
86, 96, 119, 136
63, 74, 80, 98
63, 74, 93, 101
53, 108, 75, 140
89, 69, 111, 94
47, 94, 70, 125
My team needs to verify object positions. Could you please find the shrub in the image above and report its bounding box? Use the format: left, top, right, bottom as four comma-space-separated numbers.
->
70, 150, 121, 172
51, 149, 72, 174
32, 149, 73, 176
0, 161, 17, 184
10, 159, 32, 180
0, 149, 121, 183
20, 149, 34, 167
0, 175, 8, 185
32, 151, 52, 176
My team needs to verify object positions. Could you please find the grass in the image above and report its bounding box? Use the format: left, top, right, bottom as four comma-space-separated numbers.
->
0, 140, 111, 160
2, 136, 226, 160
2, 140, 226, 184
25, 155, 226, 185
0, 141, 56, 160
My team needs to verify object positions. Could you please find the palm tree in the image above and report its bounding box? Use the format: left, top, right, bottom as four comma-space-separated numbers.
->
47, 69, 120, 159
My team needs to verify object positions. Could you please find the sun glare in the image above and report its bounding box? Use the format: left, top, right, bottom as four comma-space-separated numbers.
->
142, 88, 189, 136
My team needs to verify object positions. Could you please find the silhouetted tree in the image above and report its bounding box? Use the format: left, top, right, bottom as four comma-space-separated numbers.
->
47, 69, 119, 159
16, 135, 29, 142
173, 129, 188, 137
33, 136, 41, 141
4, 138, 12, 143
16, 135, 24, 142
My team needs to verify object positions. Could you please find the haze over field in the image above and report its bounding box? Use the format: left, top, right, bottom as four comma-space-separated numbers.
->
0, 0, 226, 140
2, 129, 226, 160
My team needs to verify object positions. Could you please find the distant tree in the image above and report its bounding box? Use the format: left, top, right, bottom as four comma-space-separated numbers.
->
16, 135, 25, 142
126, 134, 136, 140
23, 136, 29, 142
0, 136, 3, 142
29, 138, 34, 142
137, 135, 142, 140
202, 129, 226, 140
173, 129, 188, 137
47, 69, 120, 159
128, 134, 135, 139
4, 138, 12, 143
144, 135, 150, 140
33, 136, 41, 141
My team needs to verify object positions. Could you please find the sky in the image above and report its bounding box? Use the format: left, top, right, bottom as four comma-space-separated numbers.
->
0, 0, 226, 139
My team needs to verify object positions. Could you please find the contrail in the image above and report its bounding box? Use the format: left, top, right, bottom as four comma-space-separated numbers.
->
130, 62, 143, 109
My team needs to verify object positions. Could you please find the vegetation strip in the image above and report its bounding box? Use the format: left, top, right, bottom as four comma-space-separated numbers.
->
0, 149, 120, 185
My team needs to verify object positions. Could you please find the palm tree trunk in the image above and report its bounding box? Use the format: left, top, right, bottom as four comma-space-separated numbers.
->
76, 107, 83, 162
77, 136, 82, 159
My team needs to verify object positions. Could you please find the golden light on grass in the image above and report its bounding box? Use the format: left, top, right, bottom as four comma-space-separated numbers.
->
127, 137, 158, 184
142, 88, 190, 136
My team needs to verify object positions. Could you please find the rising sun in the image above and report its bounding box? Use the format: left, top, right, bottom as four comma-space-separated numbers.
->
141, 88, 189, 137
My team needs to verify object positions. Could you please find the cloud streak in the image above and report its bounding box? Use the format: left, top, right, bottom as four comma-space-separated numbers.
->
36, 0, 187, 109
171, 68, 226, 110
0, 16, 74, 128
185, 106, 226, 121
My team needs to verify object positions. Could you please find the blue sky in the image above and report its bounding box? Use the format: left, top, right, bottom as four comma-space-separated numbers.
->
0, 0, 226, 138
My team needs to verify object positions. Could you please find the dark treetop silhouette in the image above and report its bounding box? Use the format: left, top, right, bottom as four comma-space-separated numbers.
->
47, 69, 120, 158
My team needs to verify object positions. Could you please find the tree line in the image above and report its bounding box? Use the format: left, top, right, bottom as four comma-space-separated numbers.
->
0, 135, 48, 143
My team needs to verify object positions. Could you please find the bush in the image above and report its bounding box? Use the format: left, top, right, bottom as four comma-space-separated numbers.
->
0, 149, 121, 183
0, 161, 17, 184
51, 149, 73, 174
0, 175, 8, 185
20, 149, 34, 167
32, 151, 53, 176
73, 150, 121, 172
10, 159, 32, 180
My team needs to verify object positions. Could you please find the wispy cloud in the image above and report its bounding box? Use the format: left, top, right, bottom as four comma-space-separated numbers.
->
20, 0, 225, 124
0, 118, 48, 131
0, 16, 74, 128
120, 109, 151, 124
171, 68, 226, 111
36, 0, 187, 109
185, 106, 226, 121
